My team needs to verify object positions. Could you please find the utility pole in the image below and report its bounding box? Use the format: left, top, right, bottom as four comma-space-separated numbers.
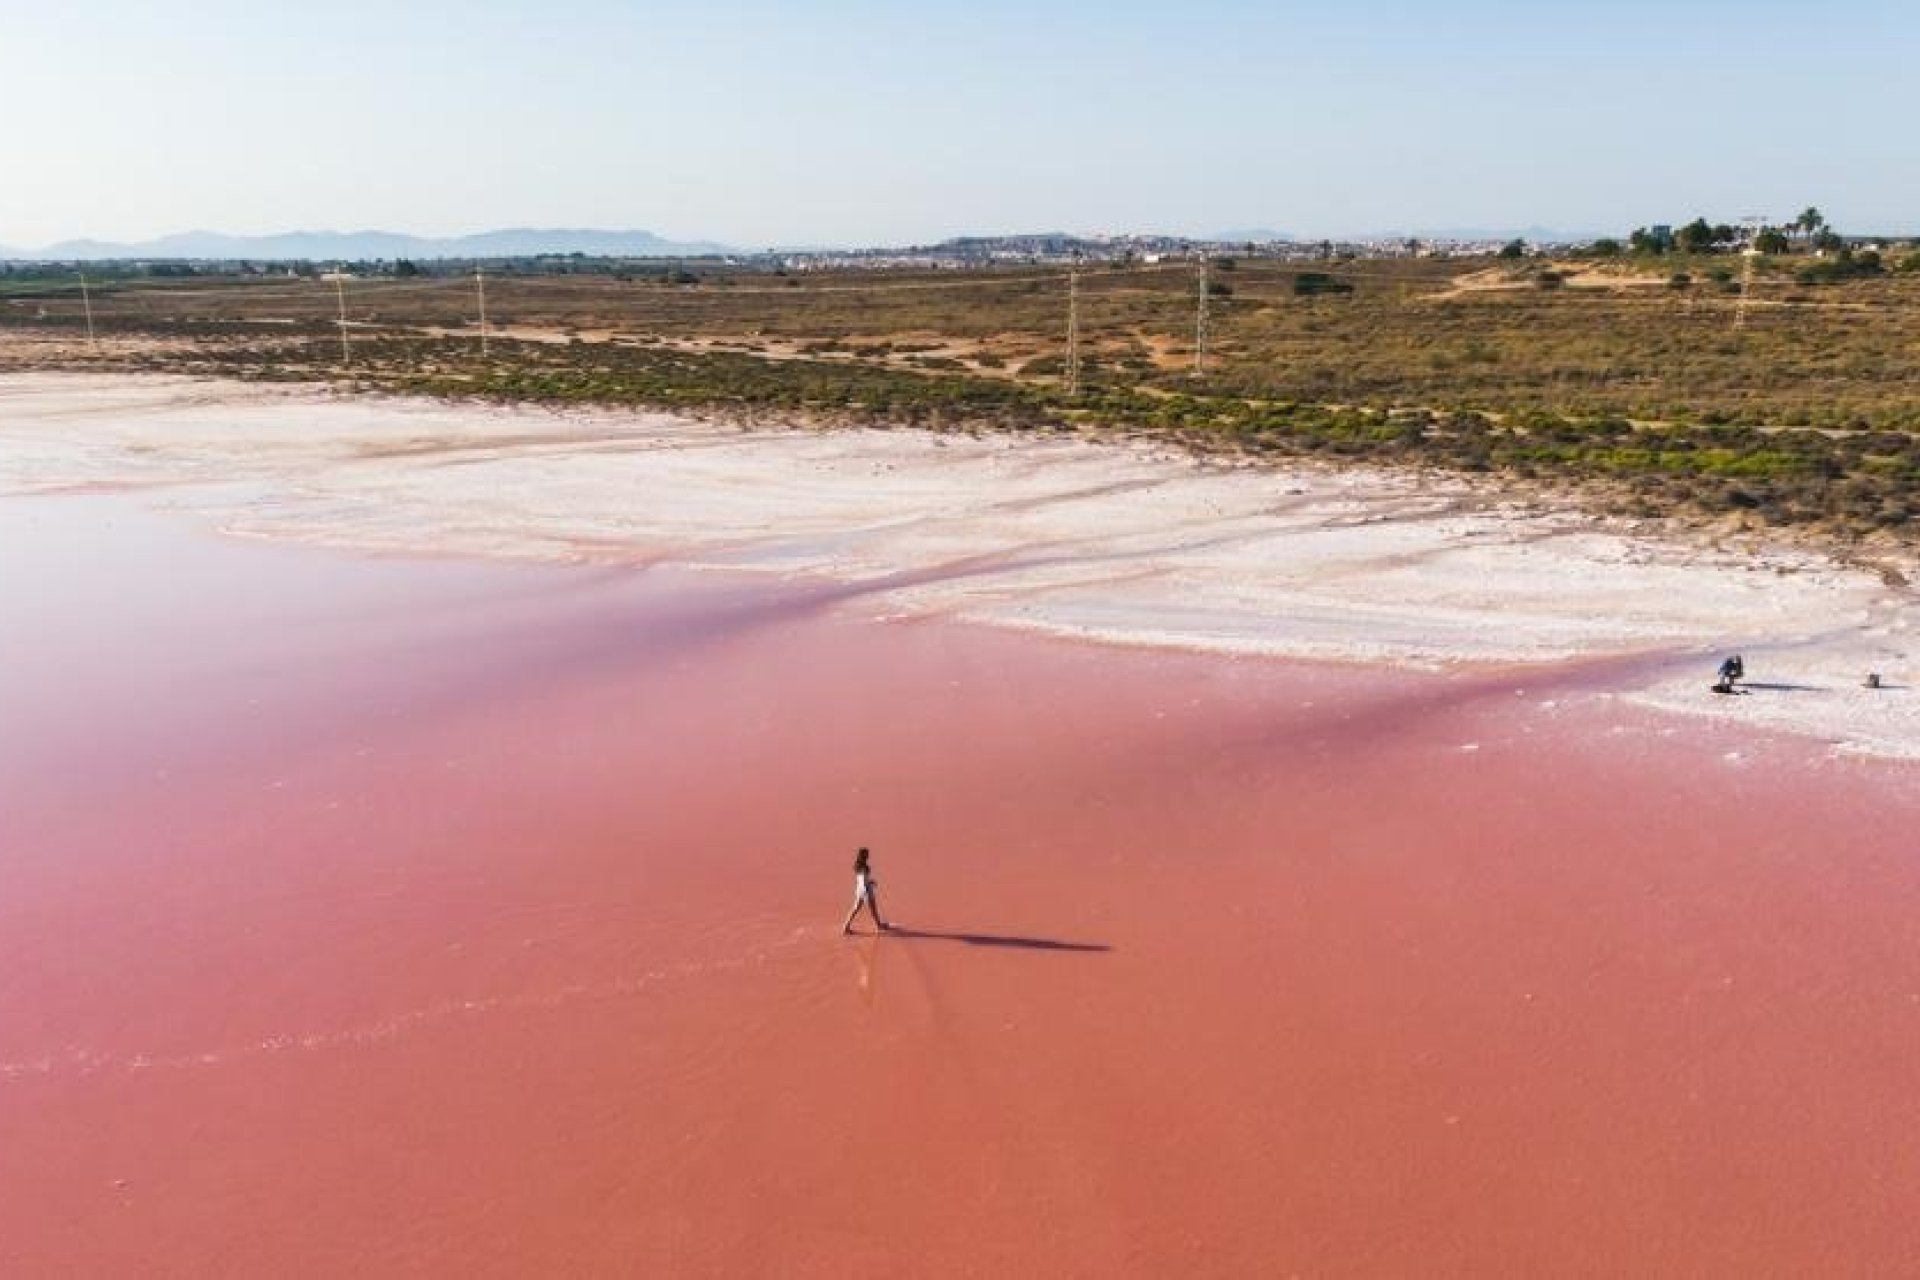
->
475, 268, 490, 358
333, 268, 350, 367
1193, 256, 1210, 378
1065, 269, 1082, 397
1735, 214, 1767, 331
78, 271, 96, 348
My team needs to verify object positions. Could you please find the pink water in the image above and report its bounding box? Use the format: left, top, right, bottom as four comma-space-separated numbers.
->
4, 493, 1919, 1275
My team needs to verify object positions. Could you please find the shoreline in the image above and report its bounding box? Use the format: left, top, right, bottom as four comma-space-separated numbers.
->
3, 368, 1916, 758
12, 326, 1920, 571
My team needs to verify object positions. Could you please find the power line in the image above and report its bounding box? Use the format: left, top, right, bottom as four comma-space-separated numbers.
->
1193, 257, 1210, 378
333, 268, 350, 367
475, 268, 490, 358
78, 272, 96, 347
1065, 269, 1082, 398
1735, 214, 1768, 330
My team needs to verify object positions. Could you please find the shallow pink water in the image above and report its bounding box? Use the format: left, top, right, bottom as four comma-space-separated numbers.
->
4, 492, 1920, 1275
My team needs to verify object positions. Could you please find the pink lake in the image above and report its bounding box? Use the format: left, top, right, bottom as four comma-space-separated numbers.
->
4, 491, 1920, 1276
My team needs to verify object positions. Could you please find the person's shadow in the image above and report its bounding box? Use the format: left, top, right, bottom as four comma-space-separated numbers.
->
880, 926, 1110, 953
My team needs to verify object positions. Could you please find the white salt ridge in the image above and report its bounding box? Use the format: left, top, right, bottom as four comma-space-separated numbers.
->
2, 371, 1914, 757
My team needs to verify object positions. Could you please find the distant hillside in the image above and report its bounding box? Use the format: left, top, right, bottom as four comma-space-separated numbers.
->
0, 228, 732, 262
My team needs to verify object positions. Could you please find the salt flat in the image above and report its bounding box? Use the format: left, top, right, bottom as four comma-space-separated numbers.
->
3, 371, 1913, 755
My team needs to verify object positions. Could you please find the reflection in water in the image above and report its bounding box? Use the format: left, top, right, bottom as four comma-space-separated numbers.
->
853, 934, 881, 1007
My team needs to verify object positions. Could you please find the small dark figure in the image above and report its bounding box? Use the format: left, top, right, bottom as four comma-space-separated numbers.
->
842, 847, 890, 935
1713, 654, 1745, 694
1866, 672, 1883, 689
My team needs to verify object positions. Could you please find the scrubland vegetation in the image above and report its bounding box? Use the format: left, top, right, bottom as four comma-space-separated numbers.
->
6, 245, 1920, 542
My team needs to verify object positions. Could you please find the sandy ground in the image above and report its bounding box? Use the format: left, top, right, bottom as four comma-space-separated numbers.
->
2, 370, 1915, 756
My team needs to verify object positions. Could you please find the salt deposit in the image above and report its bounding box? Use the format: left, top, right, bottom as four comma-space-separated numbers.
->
4, 371, 1913, 756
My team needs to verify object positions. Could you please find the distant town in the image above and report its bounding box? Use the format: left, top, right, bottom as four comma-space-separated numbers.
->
2, 217, 1910, 281
766, 232, 1502, 272
0, 230, 1548, 279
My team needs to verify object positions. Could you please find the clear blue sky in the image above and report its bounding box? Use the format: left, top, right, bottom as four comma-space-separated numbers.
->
3, 0, 1915, 248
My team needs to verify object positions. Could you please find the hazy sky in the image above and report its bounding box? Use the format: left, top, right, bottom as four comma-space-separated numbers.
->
4, 0, 1916, 248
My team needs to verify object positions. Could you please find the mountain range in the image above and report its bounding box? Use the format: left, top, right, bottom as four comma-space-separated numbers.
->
0, 228, 732, 262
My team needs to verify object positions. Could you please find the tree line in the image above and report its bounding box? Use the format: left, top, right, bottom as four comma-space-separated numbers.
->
1596, 207, 1841, 257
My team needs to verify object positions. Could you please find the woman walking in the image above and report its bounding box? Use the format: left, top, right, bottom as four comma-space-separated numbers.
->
842, 847, 891, 935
